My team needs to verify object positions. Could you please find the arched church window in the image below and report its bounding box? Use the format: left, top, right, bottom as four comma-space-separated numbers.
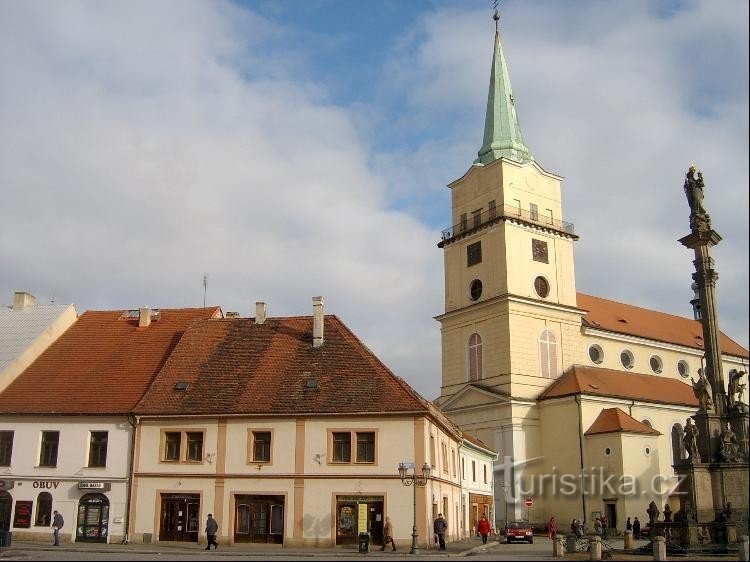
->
539, 330, 557, 378
468, 333, 483, 381
671, 424, 684, 469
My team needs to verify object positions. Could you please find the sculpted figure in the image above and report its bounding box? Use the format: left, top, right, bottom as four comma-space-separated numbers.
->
728, 369, 747, 407
718, 422, 740, 462
683, 418, 700, 463
691, 368, 713, 411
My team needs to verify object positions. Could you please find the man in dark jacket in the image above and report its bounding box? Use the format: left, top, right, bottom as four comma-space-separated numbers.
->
433, 514, 447, 550
51, 510, 64, 546
205, 514, 219, 550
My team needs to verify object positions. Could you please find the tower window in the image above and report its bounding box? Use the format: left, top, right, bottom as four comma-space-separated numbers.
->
468, 333, 483, 381
649, 355, 663, 374
532, 239, 548, 263
472, 209, 482, 228
534, 276, 550, 298
529, 203, 539, 222
467, 242, 482, 266
460, 213, 468, 232
469, 279, 483, 301
539, 329, 558, 378
488, 200, 496, 219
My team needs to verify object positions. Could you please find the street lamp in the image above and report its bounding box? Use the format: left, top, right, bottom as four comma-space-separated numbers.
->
398, 461, 431, 554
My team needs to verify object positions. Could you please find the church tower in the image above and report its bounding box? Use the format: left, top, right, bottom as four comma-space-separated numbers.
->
435, 10, 585, 520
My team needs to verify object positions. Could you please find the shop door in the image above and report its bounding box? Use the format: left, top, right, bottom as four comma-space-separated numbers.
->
0, 492, 11, 532
335, 498, 384, 546
159, 494, 200, 542
76, 494, 109, 542
234, 495, 284, 544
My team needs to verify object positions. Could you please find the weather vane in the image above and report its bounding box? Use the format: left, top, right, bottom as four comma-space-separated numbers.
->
493, 0, 500, 30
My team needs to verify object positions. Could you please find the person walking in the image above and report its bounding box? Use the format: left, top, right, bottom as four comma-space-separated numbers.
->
632, 517, 641, 539
205, 513, 219, 550
433, 513, 447, 550
380, 516, 396, 551
600, 514, 608, 538
547, 516, 558, 539
594, 517, 602, 537
51, 510, 64, 546
477, 514, 491, 544
626, 517, 632, 532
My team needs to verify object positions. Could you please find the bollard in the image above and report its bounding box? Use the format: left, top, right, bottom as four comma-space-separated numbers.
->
567, 534, 577, 553
623, 530, 633, 550
739, 535, 749, 562
652, 536, 667, 561
589, 535, 602, 561
552, 534, 565, 557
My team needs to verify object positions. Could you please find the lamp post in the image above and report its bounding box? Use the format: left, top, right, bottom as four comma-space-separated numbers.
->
398, 461, 431, 554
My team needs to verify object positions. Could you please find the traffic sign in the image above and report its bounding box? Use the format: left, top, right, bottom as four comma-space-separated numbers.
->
525, 498, 533, 507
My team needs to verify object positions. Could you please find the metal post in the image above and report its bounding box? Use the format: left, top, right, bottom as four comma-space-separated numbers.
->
399, 461, 431, 555
411, 479, 419, 554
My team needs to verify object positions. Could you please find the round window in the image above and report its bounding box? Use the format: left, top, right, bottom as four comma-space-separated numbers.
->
588, 344, 604, 365
677, 360, 689, 378
644, 446, 651, 457
604, 447, 611, 456
620, 350, 634, 370
534, 276, 550, 298
469, 279, 483, 301
649, 355, 663, 374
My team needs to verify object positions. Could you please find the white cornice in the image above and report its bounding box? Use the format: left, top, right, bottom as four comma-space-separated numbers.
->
435, 293, 584, 322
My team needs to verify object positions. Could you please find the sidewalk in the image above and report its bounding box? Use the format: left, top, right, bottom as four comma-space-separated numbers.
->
2, 535, 502, 558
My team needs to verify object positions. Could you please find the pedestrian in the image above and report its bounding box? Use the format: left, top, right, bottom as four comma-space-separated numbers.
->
576, 519, 584, 539
51, 510, 64, 546
570, 518, 578, 535
205, 513, 219, 550
600, 514, 608, 538
380, 516, 396, 551
477, 514, 491, 544
547, 516, 557, 539
632, 517, 641, 539
594, 517, 602, 536
433, 513, 447, 550
626, 517, 632, 532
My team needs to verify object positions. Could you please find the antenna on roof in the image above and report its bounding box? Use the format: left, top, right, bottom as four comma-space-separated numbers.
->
202, 273, 208, 308
493, 0, 500, 31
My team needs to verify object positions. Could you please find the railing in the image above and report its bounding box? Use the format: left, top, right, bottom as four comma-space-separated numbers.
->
440, 204, 575, 242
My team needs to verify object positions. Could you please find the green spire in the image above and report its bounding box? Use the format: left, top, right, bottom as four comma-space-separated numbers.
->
475, 11, 533, 165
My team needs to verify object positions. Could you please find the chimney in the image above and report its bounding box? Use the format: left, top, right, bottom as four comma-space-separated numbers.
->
312, 296, 324, 348
12, 292, 37, 310
255, 302, 267, 324
138, 307, 151, 328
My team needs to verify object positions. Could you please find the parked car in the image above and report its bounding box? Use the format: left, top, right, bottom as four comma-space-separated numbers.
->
505, 520, 534, 544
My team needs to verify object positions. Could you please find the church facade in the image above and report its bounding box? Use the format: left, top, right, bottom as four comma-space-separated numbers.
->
433, 13, 748, 533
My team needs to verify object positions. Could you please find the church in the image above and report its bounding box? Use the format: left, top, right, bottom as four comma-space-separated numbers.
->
433, 11, 748, 533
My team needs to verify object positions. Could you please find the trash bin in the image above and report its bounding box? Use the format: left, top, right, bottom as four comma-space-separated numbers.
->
358, 532, 370, 553
0, 530, 11, 547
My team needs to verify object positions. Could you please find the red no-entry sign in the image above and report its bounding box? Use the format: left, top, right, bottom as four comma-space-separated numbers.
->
525, 498, 533, 507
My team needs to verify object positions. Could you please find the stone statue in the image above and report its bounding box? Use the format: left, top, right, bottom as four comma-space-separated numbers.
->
691, 368, 713, 411
684, 165, 710, 230
683, 418, 700, 463
647, 500, 660, 525
727, 369, 747, 407
718, 422, 740, 462
663, 504, 672, 523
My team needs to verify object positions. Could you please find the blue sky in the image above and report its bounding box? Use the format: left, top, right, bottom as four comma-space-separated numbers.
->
1, 0, 747, 398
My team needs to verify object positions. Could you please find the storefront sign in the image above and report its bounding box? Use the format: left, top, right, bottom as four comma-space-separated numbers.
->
358, 503, 368, 534
32, 481, 60, 489
0, 480, 14, 490
78, 482, 111, 491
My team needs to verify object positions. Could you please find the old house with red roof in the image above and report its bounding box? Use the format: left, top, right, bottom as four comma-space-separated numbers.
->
128, 298, 473, 549
433, 14, 748, 533
0, 306, 221, 544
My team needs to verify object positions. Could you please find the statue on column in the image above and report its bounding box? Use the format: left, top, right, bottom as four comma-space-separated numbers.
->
683, 418, 701, 463
691, 368, 713, 411
684, 165, 711, 231
718, 422, 741, 462
727, 369, 747, 409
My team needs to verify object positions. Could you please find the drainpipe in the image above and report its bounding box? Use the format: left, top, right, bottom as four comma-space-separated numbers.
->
575, 396, 587, 528
122, 414, 137, 544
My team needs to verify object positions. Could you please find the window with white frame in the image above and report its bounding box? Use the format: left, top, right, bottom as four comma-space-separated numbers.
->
468, 333, 483, 381
539, 330, 558, 378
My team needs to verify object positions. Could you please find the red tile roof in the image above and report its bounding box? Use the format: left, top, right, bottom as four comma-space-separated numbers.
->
584, 408, 661, 436
134, 315, 429, 416
577, 293, 747, 358
539, 365, 699, 408
0, 307, 221, 414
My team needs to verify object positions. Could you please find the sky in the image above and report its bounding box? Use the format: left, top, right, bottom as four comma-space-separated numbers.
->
1, 0, 747, 400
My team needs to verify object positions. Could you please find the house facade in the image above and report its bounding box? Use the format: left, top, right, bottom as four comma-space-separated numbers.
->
129, 299, 474, 549
0, 306, 221, 543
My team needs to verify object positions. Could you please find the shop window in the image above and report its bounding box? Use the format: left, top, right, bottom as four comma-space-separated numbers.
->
468, 333, 483, 381
35, 492, 52, 526
539, 330, 558, 378
39, 431, 59, 467
88, 431, 108, 468
251, 431, 272, 463
0, 431, 13, 466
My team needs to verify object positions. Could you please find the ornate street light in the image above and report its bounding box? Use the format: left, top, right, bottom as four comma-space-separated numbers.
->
398, 461, 431, 554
